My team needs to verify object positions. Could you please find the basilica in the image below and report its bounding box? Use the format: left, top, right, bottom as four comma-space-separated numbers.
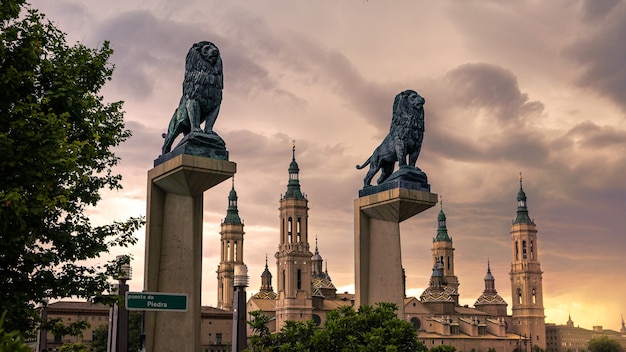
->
216, 146, 547, 352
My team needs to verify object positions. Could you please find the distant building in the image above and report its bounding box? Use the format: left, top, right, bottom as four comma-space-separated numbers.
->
37, 301, 232, 352
546, 316, 626, 352
38, 301, 109, 351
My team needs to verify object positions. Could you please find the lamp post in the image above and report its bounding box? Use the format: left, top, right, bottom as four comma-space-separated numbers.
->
110, 255, 132, 352
232, 264, 249, 352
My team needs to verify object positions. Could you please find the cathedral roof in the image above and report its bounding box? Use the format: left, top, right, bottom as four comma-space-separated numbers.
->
252, 290, 277, 300
474, 293, 507, 306
420, 286, 456, 303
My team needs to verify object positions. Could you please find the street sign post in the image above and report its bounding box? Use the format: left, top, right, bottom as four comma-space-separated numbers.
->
125, 292, 188, 312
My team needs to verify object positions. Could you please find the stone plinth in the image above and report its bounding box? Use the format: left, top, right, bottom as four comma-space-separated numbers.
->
354, 188, 437, 317
144, 154, 236, 352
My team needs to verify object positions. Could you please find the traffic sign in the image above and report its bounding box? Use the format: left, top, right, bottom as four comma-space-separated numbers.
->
125, 292, 188, 312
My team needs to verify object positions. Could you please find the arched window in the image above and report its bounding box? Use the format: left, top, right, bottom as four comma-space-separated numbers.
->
227, 241, 231, 261
233, 241, 238, 262
532, 288, 537, 304
522, 240, 527, 259
517, 288, 522, 304
410, 317, 421, 330
447, 256, 451, 270
281, 270, 285, 291
297, 218, 302, 242
288, 217, 293, 243
515, 241, 519, 260
530, 241, 534, 259
297, 269, 302, 290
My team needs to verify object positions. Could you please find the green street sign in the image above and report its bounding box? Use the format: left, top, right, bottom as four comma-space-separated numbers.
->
126, 292, 188, 312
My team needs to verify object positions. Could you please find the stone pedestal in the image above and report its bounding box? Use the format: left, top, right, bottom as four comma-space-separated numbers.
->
143, 154, 236, 352
354, 188, 437, 317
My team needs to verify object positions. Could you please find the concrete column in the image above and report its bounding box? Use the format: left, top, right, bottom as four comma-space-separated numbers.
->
354, 188, 437, 317
143, 154, 236, 352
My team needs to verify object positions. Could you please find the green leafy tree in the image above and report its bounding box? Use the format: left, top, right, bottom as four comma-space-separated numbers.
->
57, 342, 90, 352
0, 0, 144, 338
0, 312, 30, 352
588, 336, 624, 352
247, 302, 427, 352
90, 324, 109, 352
429, 345, 456, 352
90, 311, 142, 352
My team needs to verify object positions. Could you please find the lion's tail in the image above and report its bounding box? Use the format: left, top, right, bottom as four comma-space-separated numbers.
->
356, 158, 371, 170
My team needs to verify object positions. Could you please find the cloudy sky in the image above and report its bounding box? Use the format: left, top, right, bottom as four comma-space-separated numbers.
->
29, 0, 626, 330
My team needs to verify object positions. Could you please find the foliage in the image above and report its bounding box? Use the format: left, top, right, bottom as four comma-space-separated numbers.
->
588, 336, 624, 352
532, 345, 545, 352
89, 311, 142, 352
128, 311, 142, 352
90, 324, 108, 352
0, 0, 144, 338
247, 302, 427, 352
429, 345, 456, 352
57, 342, 90, 352
0, 312, 30, 352
488, 348, 497, 352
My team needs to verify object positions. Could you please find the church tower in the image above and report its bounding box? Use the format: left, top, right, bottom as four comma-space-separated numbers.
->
509, 174, 546, 349
216, 179, 245, 311
432, 197, 460, 304
275, 143, 313, 329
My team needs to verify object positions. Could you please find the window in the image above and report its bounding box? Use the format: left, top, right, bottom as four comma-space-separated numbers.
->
216, 333, 222, 345
515, 241, 519, 260
530, 241, 534, 259
234, 241, 238, 262
288, 218, 293, 243
517, 288, 522, 304
297, 269, 302, 290
522, 241, 527, 259
282, 270, 285, 291
297, 218, 302, 242
226, 242, 230, 261
532, 288, 537, 304
410, 317, 421, 330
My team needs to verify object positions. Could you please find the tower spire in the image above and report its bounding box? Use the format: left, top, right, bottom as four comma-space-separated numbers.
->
435, 195, 451, 242
224, 177, 242, 224
285, 140, 304, 199
514, 172, 533, 224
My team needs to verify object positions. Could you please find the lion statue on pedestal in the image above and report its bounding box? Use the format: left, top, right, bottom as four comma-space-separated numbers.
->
356, 90, 425, 187
161, 41, 224, 155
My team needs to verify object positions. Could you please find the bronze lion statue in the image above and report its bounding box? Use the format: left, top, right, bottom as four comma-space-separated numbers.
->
161, 41, 224, 155
356, 90, 425, 187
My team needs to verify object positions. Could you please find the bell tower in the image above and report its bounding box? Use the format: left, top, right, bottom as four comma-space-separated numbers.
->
275, 143, 313, 329
431, 197, 459, 304
216, 179, 245, 311
509, 174, 546, 350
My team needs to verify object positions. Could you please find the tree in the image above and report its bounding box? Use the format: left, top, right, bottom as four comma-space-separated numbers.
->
247, 302, 427, 352
0, 0, 144, 338
588, 336, 624, 352
429, 346, 456, 352
90, 324, 108, 352
57, 343, 90, 352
